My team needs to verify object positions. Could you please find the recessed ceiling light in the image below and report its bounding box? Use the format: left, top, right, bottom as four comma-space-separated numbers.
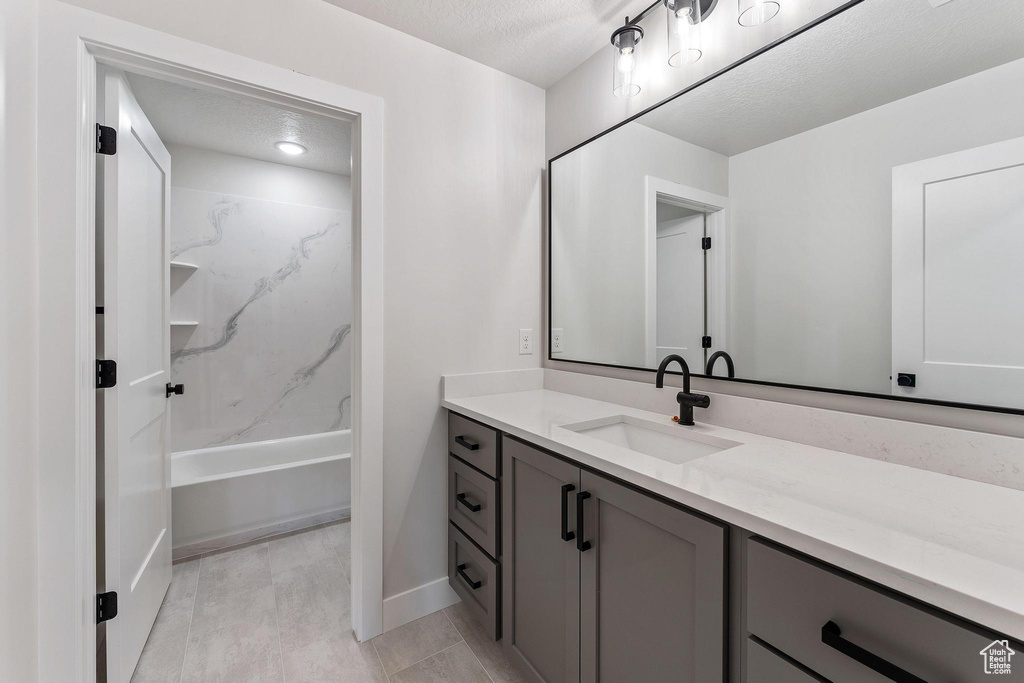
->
275, 141, 307, 156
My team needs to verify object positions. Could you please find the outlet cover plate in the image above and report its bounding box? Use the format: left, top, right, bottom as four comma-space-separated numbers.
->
519, 329, 533, 355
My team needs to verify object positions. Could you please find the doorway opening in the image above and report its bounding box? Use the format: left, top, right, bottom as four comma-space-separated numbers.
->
643, 176, 730, 374
95, 67, 356, 683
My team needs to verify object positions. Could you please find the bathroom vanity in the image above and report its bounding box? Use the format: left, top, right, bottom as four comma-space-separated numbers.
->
442, 0, 1024, 678
444, 388, 1024, 683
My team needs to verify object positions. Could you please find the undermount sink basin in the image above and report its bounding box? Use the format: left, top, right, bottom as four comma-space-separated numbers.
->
560, 415, 741, 465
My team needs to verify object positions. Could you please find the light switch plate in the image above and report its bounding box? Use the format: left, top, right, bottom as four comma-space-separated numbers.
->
551, 328, 564, 353
519, 329, 533, 355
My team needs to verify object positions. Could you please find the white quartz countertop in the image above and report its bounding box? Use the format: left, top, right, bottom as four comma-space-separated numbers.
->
442, 388, 1024, 640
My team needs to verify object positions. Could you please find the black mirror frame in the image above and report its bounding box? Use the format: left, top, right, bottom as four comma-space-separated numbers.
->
546, 0, 1024, 418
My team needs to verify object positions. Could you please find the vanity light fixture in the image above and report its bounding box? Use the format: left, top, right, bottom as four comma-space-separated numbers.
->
611, 19, 644, 98
275, 141, 307, 156
738, 0, 780, 26
666, 0, 702, 66
609, 0, 718, 96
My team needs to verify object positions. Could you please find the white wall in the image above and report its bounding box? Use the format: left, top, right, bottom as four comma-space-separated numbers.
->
551, 123, 726, 366
166, 145, 353, 451
54, 0, 546, 606
727, 56, 1024, 394
0, 0, 40, 680
545, 0, 847, 157
168, 144, 352, 211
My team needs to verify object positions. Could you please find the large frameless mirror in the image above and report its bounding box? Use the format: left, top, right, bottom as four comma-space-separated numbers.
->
549, 0, 1024, 413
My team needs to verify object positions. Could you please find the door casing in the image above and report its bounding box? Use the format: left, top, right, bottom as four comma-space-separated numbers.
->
36, 5, 385, 681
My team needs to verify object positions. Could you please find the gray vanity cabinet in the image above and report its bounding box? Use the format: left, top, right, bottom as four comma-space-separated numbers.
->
502, 437, 581, 683
502, 435, 727, 683
578, 470, 727, 683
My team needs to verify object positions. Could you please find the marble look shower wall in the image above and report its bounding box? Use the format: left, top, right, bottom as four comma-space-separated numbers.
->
168, 145, 352, 451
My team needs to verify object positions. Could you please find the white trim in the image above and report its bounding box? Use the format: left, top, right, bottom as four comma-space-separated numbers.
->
382, 576, 460, 632
643, 177, 730, 369
38, 4, 385, 680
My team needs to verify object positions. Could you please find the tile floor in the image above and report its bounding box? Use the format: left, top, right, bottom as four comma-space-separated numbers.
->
130, 521, 527, 683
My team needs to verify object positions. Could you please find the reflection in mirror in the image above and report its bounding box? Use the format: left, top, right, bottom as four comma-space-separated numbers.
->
550, 0, 1024, 411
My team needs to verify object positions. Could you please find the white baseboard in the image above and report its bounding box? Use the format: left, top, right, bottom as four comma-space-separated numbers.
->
382, 576, 460, 632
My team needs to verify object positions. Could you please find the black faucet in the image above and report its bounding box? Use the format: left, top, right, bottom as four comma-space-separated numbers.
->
705, 350, 735, 378
655, 354, 710, 426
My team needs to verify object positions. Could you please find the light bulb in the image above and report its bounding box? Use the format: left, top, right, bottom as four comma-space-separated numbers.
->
616, 49, 636, 74
666, 0, 702, 67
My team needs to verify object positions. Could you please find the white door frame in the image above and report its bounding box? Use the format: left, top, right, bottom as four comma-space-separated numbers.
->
643, 176, 730, 369
37, 5, 385, 681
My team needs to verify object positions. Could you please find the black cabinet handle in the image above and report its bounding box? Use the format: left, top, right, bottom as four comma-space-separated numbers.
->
165, 383, 184, 397
455, 492, 481, 513
560, 484, 575, 542
456, 563, 481, 590
821, 621, 927, 683
454, 435, 479, 451
576, 491, 591, 552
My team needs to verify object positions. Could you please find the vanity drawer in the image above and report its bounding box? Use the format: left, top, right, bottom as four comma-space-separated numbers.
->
448, 455, 499, 558
448, 412, 499, 478
746, 538, 1015, 682
746, 638, 822, 683
449, 522, 500, 640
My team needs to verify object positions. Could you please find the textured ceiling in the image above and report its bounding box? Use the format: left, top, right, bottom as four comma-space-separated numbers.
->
638, 0, 1024, 156
322, 0, 636, 88
126, 74, 352, 175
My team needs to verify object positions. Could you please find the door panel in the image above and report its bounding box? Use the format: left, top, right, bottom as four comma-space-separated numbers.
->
892, 136, 1024, 406
578, 471, 726, 683
502, 438, 581, 683
102, 68, 173, 683
655, 213, 705, 369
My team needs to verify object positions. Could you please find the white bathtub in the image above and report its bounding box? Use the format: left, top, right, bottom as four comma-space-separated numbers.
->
171, 430, 351, 559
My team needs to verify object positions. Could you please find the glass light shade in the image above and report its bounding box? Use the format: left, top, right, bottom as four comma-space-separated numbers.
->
738, 0, 780, 26
666, 0, 702, 66
611, 24, 643, 98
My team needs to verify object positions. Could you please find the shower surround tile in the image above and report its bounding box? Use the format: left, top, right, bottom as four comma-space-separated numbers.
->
169, 187, 352, 452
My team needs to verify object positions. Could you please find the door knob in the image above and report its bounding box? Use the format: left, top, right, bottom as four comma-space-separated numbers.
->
896, 373, 916, 388
166, 383, 184, 397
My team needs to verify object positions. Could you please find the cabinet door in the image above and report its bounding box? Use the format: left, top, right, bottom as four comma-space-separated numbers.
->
502, 438, 581, 683
578, 471, 727, 683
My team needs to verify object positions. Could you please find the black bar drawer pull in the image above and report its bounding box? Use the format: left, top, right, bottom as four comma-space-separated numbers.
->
560, 484, 575, 542
454, 435, 479, 451
821, 621, 927, 683
455, 492, 481, 513
576, 491, 591, 552
456, 563, 481, 590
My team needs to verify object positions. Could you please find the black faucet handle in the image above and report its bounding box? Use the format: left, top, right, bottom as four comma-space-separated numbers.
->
677, 392, 710, 409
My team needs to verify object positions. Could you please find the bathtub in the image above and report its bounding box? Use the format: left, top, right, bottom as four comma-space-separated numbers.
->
171, 430, 351, 559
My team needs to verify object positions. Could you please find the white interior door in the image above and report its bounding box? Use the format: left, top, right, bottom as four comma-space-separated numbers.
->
101, 68, 173, 683
655, 213, 705, 369
892, 136, 1024, 407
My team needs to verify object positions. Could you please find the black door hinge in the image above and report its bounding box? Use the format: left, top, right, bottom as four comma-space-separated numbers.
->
96, 124, 117, 155
96, 359, 117, 389
701, 237, 712, 250
96, 591, 118, 623
702, 336, 712, 349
